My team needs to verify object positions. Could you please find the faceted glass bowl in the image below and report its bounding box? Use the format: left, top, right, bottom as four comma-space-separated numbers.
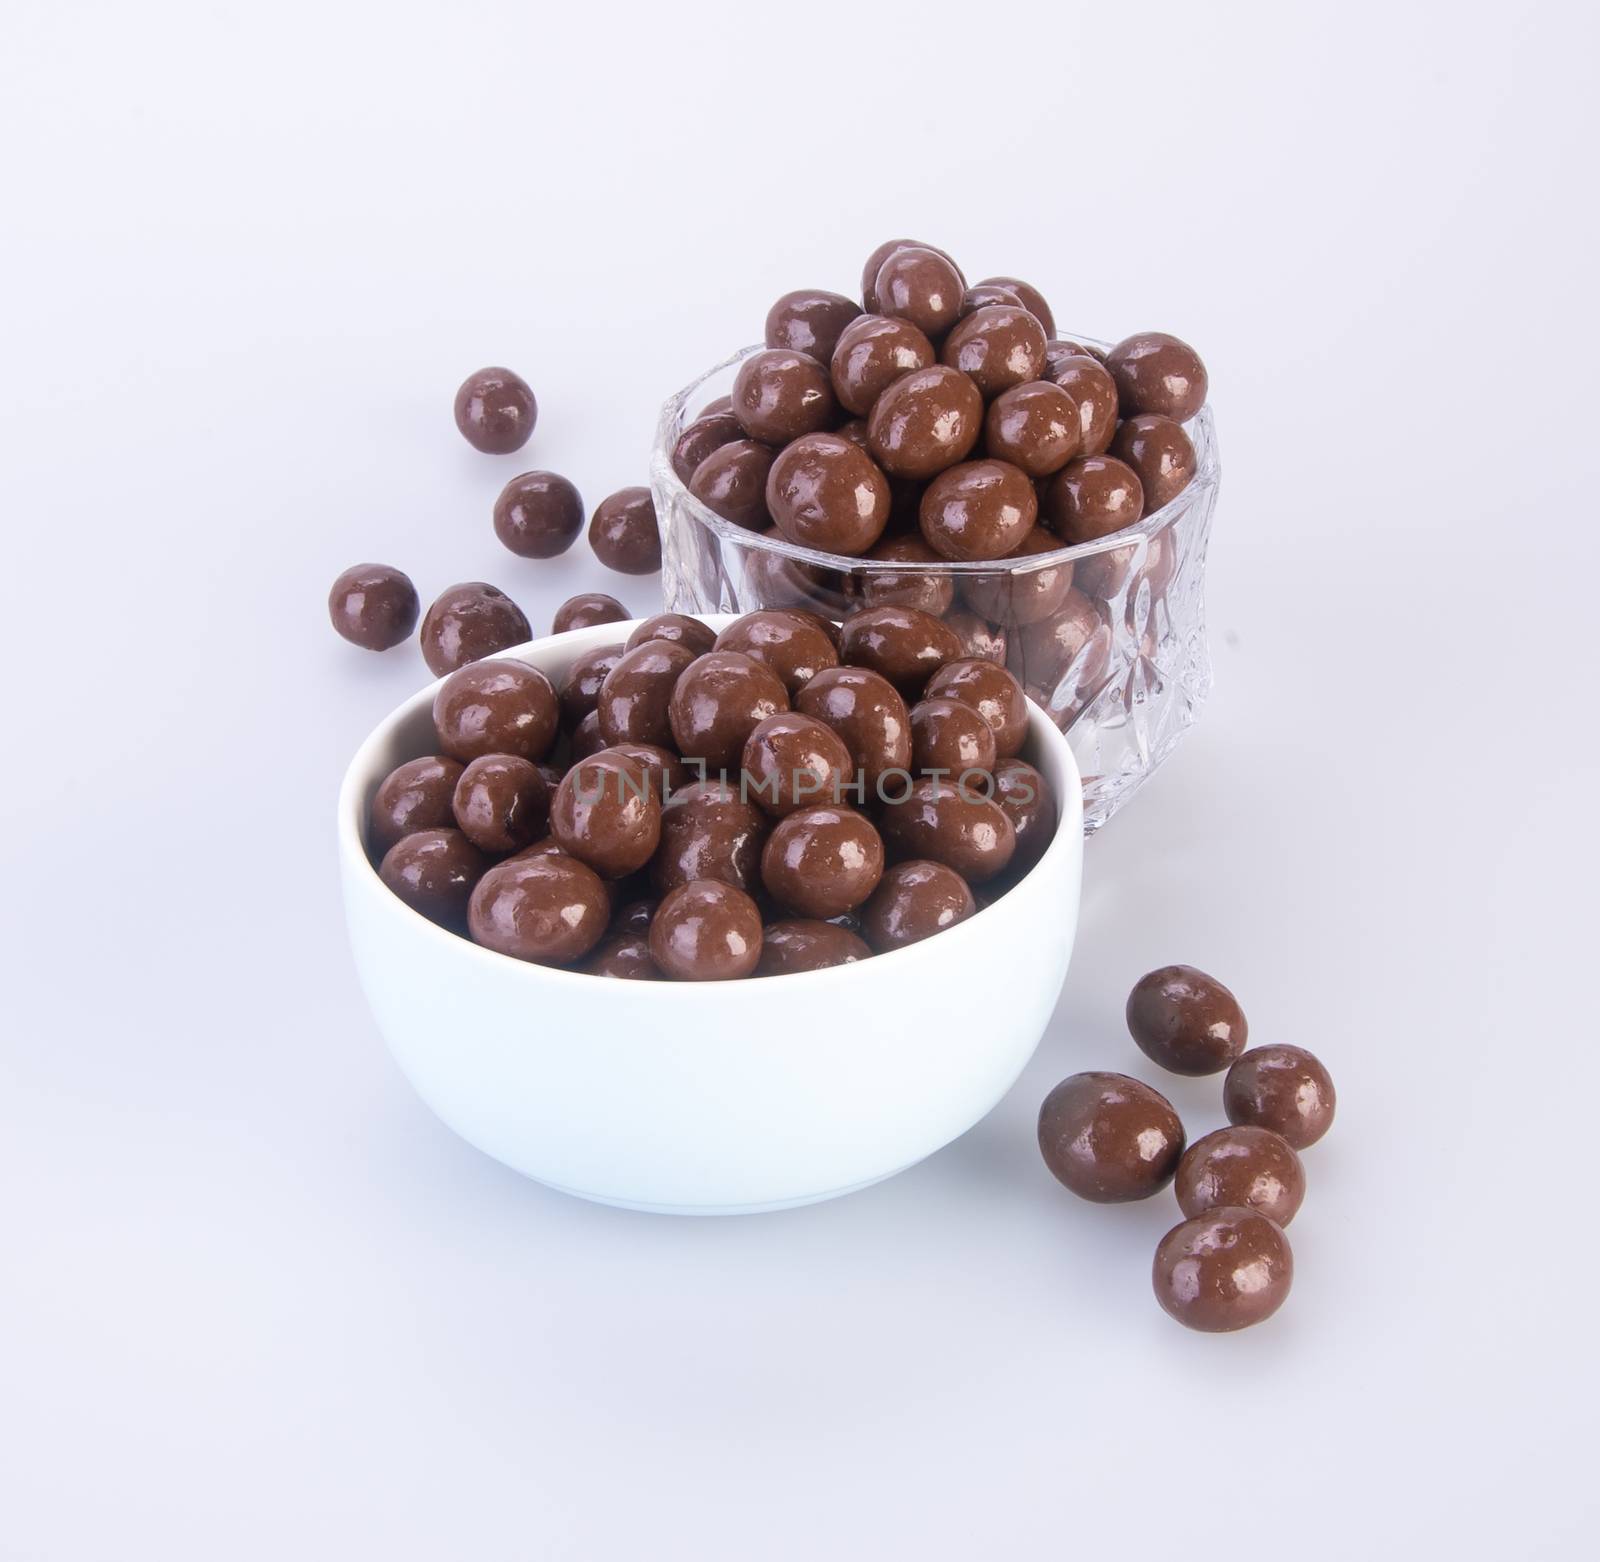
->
651, 340, 1220, 832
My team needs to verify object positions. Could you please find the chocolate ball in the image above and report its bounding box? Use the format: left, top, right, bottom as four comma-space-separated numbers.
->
469, 851, 610, 965
1176, 1127, 1305, 1228
958, 528, 1074, 626
959, 281, 1025, 314
1223, 1045, 1337, 1150
761, 804, 885, 920
668, 650, 789, 771
855, 535, 954, 618
626, 613, 718, 656
909, 697, 997, 778
581, 934, 661, 980
867, 365, 984, 480
605, 741, 688, 801
861, 238, 964, 311
939, 305, 1047, 398
714, 610, 838, 696
732, 348, 836, 444
757, 920, 872, 975
432, 658, 559, 764
924, 659, 1028, 759
794, 665, 911, 791
1153, 1209, 1293, 1333
689, 439, 776, 529
651, 778, 768, 895
420, 583, 531, 676
743, 530, 850, 615
558, 643, 625, 728
569, 709, 605, 762
873, 246, 964, 340
839, 605, 963, 698
919, 459, 1037, 562
493, 471, 584, 559
860, 859, 976, 952
1012, 589, 1111, 693
550, 749, 662, 878
879, 776, 1015, 882
649, 880, 764, 980
454, 366, 537, 454
379, 828, 489, 932
837, 418, 871, 451
452, 755, 550, 854
1037, 1072, 1186, 1202
1051, 355, 1120, 456
1111, 415, 1197, 512
1127, 964, 1249, 1076
551, 593, 628, 634
741, 711, 855, 816
973, 276, 1055, 337
766, 432, 891, 556
370, 756, 465, 856
830, 314, 937, 416
610, 897, 658, 935
1044, 338, 1099, 376
329, 563, 419, 651
992, 757, 1055, 870
671, 410, 744, 485
596, 639, 696, 749
1107, 332, 1209, 422
765, 288, 863, 362
943, 609, 1007, 665
588, 486, 661, 575
983, 382, 1080, 478
1042, 456, 1144, 545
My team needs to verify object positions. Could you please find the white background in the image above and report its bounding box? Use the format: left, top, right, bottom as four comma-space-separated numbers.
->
3, 1, 1597, 1556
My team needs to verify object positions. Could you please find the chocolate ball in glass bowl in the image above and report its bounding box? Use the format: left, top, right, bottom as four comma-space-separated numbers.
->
649, 881, 764, 981
550, 749, 663, 878
551, 592, 628, 634
1107, 332, 1209, 422
959, 281, 1025, 315
973, 275, 1054, 337
588, 486, 661, 575
1153, 1209, 1293, 1333
1037, 1072, 1185, 1202
469, 851, 610, 966
379, 827, 490, 933
854, 535, 955, 619
909, 697, 997, 779
839, 605, 964, 699
741, 711, 855, 816
942, 609, 1007, 666
794, 665, 911, 791
1042, 455, 1144, 545
1112, 415, 1198, 513
596, 639, 697, 749
669, 650, 790, 772
860, 859, 977, 952
370, 756, 465, 857
830, 315, 936, 416
420, 583, 531, 677
1223, 1045, 1337, 1150
742, 532, 852, 618
558, 643, 625, 729
1176, 1126, 1305, 1228
871, 245, 965, 340
714, 609, 838, 697
329, 563, 419, 651
765, 288, 863, 362
452, 754, 551, 855
919, 459, 1037, 562
757, 919, 871, 975
939, 305, 1047, 398
626, 613, 718, 656
861, 238, 965, 311
493, 471, 584, 559
1050, 356, 1120, 457
925, 658, 1029, 759
761, 804, 885, 921
732, 348, 836, 444
958, 528, 1075, 627
879, 776, 1016, 883
1127, 964, 1249, 1076
432, 658, 559, 764
1011, 589, 1111, 697
651, 778, 769, 895
867, 365, 984, 480
984, 382, 1081, 478
454, 366, 537, 454
689, 439, 776, 530
766, 432, 892, 557
671, 409, 744, 485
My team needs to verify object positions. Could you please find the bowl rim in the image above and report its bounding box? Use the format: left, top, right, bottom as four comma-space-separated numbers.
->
649, 336, 1220, 578
337, 614, 1084, 993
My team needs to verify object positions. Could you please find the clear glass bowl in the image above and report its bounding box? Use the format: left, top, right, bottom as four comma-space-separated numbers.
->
650, 340, 1220, 832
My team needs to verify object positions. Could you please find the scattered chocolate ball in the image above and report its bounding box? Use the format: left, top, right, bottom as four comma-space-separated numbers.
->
1037, 1072, 1186, 1202
419, 583, 531, 676
649, 880, 764, 980
924, 659, 1028, 758
328, 563, 419, 651
765, 288, 863, 362
468, 851, 610, 966
974, 275, 1054, 337
1176, 1126, 1305, 1228
761, 804, 885, 920
714, 609, 838, 696
959, 528, 1075, 627
493, 471, 584, 559
596, 639, 697, 749
379, 828, 489, 933
551, 592, 628, 633
651, 778, 768, 895
668, 650, 789, 771
919, 459, 1038, 562
1042, 455, 1145, 545
766, 432, 892, 556
550, 749, 663, 878
1153, 1208, 1293, 1333
626, 613, 719, 656
757, 919, 871, 975
581, 934, 661, 980
454, 367, 537, 454
909, 697, 997, 778
860, 859, 976, 952
838, 605, 963, 697
1110, 415, 1197, 512
689, 439, 776, 529
671, 409, 744, 485
879, 776, 1016, 883
588, 486, 661, 575
856, 535, 955, 618
1223, 1045, 1337, 1150
939, 305, 1047, 397
1050, 356, 1120, 457
861, 238, 964, 312
732, 348, 836, 444
741, 710, 856, 816
830, 314, 937, 416
1126, 964, 1249, 1076
867, 364, 984, 480
452, 755, 550, 854
1107, 332, 1209, 422
794, 665, 912, 789
872, 246, 965, 340
370, 756, 464, 856
432, 658, 559, 763
558, 643, 625, 728
984, 381, 1081, 477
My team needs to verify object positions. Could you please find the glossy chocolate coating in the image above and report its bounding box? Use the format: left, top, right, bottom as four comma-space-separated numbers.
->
983, 382, 1080, 478
1111, 415, 1197, 513
651, 778, 768, 894
959, 282, 1025, 315
943, 609, 1007, 665
765, 288, 862, 362
569, 709, 606, 762
1051, 355, 1120, 456
671, 409, 744, 485
837, 418, 870, 451
605, 741, 688, 801
879, 776, 1015, 882
743, 530, 850, 616
493, 471, 584, 559
872, 246, 964, 340
1013, 590, 1111, 692
551, 592, 628, 634
939, 305, 1047, 398
860, 859, 976, 952
668, 650, 789, 771
380, 828, 488, 932
761, 804, 885, 919
919, 459, 1037, 562
329, 563, 419, 651
757, 919, 871, 975
1153, 1209, 1293, 1333
861, 238, 964, 311
558, 643, 625, 729
626, 613, 718, 656
974, 276, 1054, 337
451, 754, 550, 854
420, 583, 531, 677
649, 880, 763, 981
370, 756, 465, 856
1223, 1045, 1337, 1149
856, 534, 954, 618
794, 665, 911, 790
432, 658, 559, 763
1177, 1127, 1305, 1228
909, 697, 997, 778
714, 610, 838, 697
1037, 1072, 1185, 1202
1127, 965, 1249, 1076
1107, 332, 1208, 422
992, 757, 1054, 870
766, 432, 892, 556
830, 314, 937, 417
596, 639, 696, 749
468, 851, 610, 965
732, 348, 836, 444
689, 439, 775, 530
839, 605, 963, 698
588, 486, 661, 575
581, 933, 661, 980
741, 711, 855, 816
1042, 456, 1144, 545
1043, 339, 1097, 376
550, 749, 662, 878
454, 366, 537, 454
924, 659, 1028, 759
958, 528, 1075, 626
867, 365, 984, 480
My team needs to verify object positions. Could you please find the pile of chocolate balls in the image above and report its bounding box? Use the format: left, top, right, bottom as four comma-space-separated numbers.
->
1039, 966, 1336, 1332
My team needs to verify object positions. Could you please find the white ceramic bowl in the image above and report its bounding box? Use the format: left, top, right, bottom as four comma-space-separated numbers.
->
337, 615, 1085, 1215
